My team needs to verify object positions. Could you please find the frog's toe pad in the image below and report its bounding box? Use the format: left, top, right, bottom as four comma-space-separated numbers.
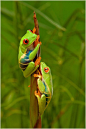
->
35, 57, 41, 66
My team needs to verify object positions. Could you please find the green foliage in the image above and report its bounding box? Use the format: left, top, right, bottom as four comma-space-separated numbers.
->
1, 1, 85, 128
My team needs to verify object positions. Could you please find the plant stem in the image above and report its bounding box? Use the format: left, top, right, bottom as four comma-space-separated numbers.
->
30, 74, 41, 128
30, 12, 41, 128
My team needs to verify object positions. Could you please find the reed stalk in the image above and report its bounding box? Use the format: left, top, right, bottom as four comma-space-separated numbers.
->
30, 12, 41, 128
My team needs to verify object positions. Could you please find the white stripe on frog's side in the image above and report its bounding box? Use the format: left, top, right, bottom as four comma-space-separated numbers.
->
21, 54, 26, 58
25, 59, 30, 61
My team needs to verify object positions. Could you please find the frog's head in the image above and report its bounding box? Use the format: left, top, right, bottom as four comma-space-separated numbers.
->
41, 62, 50, 77
20, 30, 37, 53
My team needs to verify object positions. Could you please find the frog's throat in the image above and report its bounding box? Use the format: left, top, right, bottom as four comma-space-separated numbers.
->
21, 42, 34, 53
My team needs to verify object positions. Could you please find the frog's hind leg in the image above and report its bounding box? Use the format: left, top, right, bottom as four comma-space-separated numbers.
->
35, 91, 46, 115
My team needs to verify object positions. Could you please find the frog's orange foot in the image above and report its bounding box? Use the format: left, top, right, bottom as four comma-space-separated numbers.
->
34, 74, 39, 78
39, 42, 41, 45
34, 41, 41, 47
35, 57, 41, 66
33, 27, 36, 33
28, 85, 30, 88
34, 90, 41, 98
34, 74, 42, 80
37, 35, 40, 41
34, 90, 37, 95
37, 36, 41, 45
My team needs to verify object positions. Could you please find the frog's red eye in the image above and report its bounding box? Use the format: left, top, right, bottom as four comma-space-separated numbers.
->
23, 39, 29, 44
44, 67, 49, 73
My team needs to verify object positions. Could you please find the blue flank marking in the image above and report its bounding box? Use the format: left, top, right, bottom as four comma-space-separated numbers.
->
26, 50, 33, 57
43, 82, 47, 92
43, 82, 49, 106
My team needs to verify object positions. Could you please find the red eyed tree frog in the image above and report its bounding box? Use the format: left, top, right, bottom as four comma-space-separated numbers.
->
18, 30, 41, 78
34, 62, 53, 115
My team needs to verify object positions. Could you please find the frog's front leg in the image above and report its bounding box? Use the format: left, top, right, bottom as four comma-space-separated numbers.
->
23, 44, 41, 77
29, 43, 40, 60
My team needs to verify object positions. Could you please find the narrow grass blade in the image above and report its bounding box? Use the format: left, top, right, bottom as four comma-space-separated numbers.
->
52, 41, 79, 59
20, 2, 66, 31
2, 34, 18, 50
55, 72, 85, 96
3, 96, 29, 110
60, 85, 74, 101
1, 7, 14, 18
64, 9, 84, 28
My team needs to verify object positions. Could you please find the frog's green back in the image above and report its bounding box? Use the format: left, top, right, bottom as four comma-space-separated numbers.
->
41, 62, 53, 95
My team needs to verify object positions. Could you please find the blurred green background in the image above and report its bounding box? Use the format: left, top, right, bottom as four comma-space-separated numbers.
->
1, 1, 85, 128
